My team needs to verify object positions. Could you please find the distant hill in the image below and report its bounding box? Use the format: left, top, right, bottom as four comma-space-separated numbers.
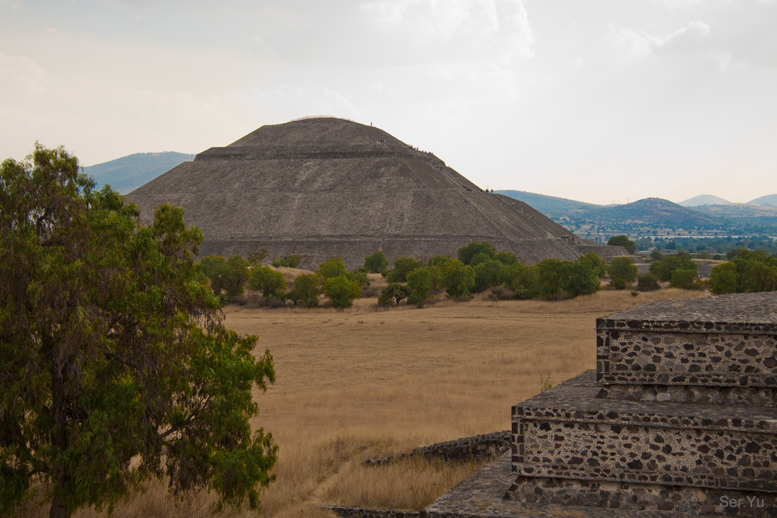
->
567, 198, 718, 228
495, 190, 601, 219
84, 152, 195, 194
679, 194, 731, 207
749, 194, 777, 207
692, 203, 777, 224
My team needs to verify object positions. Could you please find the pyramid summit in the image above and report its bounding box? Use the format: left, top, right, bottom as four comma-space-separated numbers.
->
127, 117, 622, 269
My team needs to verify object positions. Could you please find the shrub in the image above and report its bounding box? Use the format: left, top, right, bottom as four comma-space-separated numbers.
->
608, 235, 637, 254
649, 253, 697, 282
428, 255, 454, 267
198, 255, 250, 297
458, 241, 496, 265
670, 268, 701, 290
473, 260, 505, 293
387, 257, 424, 283
566, 254, 604, 296
323, 276, 361, 308
407, 267, 432, 303
364, 250, 389, 275
494, 251, 519, 266
608, 257, 638, 290
346, 270, 370, 287
537, 259, 572, 298
318, 257, 347, 280
502, 263, 540, 300
378, 283, 412, 305
440, 259, 475, 297
637, 272, 661, 291
272, 255, 300, 268
290, 274, 320, 307
249, 266, 287, 299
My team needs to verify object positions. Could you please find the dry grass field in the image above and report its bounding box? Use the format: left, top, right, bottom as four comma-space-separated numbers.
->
17, 288, 709, 518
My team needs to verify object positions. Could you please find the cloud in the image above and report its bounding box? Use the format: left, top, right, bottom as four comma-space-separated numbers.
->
609, 20, 710, 61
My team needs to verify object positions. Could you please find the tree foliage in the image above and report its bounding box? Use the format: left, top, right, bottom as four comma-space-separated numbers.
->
318, 257, 347, 281
0, 144, 277, 518
608, 257, 638, 290
607, 235, 637, 254
406, 267, 432, 304
502, 263, 540, 300
710, 250, 777, 294
378, 283, 412, 305
440, 259, 475, 297
271, 255, 300, 268
199, 255, 250, 299
637, 272, 661, 291
458, 241, 496, 265
473, 260, 505, 293
249, 266, 287, 299
387, 257, 424, 283
289, 274, 320, 307
322, 276, 361, 308
363, 250, 389, 275
649, 253, 698, 282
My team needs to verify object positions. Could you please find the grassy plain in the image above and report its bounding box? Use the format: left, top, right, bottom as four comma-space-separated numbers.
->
19, 288, 709, 518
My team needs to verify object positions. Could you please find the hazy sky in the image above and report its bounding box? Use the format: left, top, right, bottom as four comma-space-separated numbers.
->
2, 0, 776, 204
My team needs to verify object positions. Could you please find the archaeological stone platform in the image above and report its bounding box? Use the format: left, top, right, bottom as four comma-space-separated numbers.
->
506, 293, 777, 516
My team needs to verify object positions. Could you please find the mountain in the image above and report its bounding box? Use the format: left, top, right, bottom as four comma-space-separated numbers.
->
126, 117, 624, 269
748, 194, 777, 207
563, 198, 719, 228
494, 190, 601, 219
678, 194, 731, 207
84, 152, 195, 194
692, 203, 777, 224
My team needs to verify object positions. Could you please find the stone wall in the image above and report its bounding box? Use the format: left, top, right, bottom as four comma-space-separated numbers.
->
364, 431, 511, 466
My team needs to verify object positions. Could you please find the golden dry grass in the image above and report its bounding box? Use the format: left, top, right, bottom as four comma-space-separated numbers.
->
19, 289, 708, 518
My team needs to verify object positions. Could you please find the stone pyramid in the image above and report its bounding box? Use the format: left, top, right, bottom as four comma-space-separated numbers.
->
127, 117, 622, 269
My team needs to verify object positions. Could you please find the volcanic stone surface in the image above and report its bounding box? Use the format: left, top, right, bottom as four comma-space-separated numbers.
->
127, 117, 623, 269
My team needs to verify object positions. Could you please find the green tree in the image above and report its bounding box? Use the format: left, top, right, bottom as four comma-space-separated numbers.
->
364, 250, 389, 275
290, 274, 320, 307
649, 253, 697, 282
387, 257, 424, 283
537, 259, 572, 298
608, 257, 638, 290
650, 249, 663, 261
199, 255, 250, 298
473, 260, 505, 293
318, 257, 348, 280
0, 145, 277, 518
710, 263, 737, 294
458, 241, 496, 265
249, 266, 287, 299
323, 276, 361, 308
346, 270, 370, 287
440, 259, 475, 297
428, 255, 453, 267
608, 235, 637, 254
501, 263, 540, 300
406, 267, 432, 304
637, 272, 661, 291
494, 251, 519, 266
670, 268, 700, 290
566, 254, 603, 296
378, 283, 412, 305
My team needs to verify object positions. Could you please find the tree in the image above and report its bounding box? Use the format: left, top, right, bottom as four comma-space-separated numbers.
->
501, 263, 540, 300
0, 144, 277, 518
406, 267, 432, 304
458, 241, 496, 265
494, 251, 519, 266
607, 257, 638, 290
608, 235, 637, 254
199, 255, 250, 299
290, 274, 320, 307
440, 259, 475, 297
364, 250, 389, 275
378, 283, 412, 305
473, 260, 505, 293
637, 272, 661, 291
670, 268, 700, 290
322, 276, 361, 308
249, 266, 287, 299
271, 255, 300, 268
566, 254, 603, 296
649, 253, 697, 282
537, 259, 572, 298
650, 249, 663, 261
428, 255, 453, 267
387, 257, 424, 283
318, 257, 347, 280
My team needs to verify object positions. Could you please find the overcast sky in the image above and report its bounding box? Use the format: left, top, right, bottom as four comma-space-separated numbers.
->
2, 0, 776, 204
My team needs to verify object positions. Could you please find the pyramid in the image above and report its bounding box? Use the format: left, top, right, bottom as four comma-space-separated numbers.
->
127, 117, 623, 269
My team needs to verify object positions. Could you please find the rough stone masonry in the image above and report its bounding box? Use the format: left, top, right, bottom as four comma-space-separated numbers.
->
507, 292, 777, 516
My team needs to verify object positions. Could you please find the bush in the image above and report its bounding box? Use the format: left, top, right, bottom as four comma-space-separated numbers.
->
608, 257, 638, 290
566, 253, 604, 296
537, 259, 572, 298
387, 257, 424, 283
364, 250, 389, 275
608, 235, 637, 254
272, 255, 300, 268
318, 257, 348, 280
428, 255, 454, 267
290, 274, 320, 307
670, 268, 701, 290
473, 260, 505, 293
198, 255, 250, 298
502, 263, 540, 300
458, 241, 496, 265
407, 267, 432, 302
649, 253, 697, 282
346, 270, 370, 287
248, 266, 287, 299
378, 283, 412, 305
494, 251, 519, 266
637, 273, 661, 291
323, 276, 361, 308
711, 250, 777, 294
440, 259, 475, 297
